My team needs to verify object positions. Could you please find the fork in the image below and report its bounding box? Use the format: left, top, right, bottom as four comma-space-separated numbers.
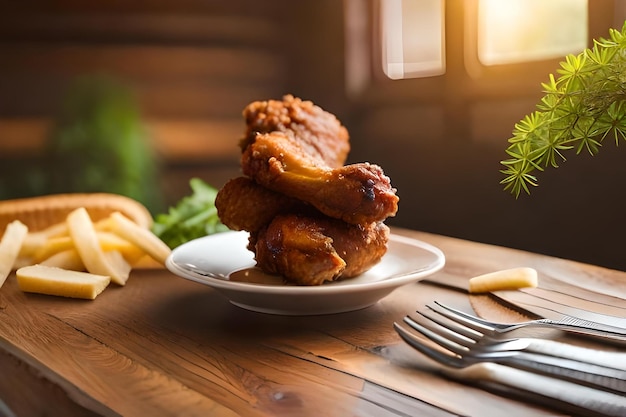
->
430, 301, 626, 344
425, 302, 626, 371
395, 311, 626, 393
394, 316, 626, 416
418, 302, 626, 372
393, 320, 626, 417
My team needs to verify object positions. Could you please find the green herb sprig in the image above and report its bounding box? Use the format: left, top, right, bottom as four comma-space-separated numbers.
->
152, 178, 229, 249
501, 22, 626, 197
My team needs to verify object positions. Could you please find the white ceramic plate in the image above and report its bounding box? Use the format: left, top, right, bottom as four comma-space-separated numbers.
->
166, 231, 445, 315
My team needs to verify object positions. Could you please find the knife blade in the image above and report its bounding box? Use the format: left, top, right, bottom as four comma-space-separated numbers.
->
531, 273, 626, 309
521, 287, 626, 317
491, 289, 626, 332
423, 273, 626, 336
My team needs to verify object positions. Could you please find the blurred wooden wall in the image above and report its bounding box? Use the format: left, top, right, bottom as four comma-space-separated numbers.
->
0, 0, 299, 205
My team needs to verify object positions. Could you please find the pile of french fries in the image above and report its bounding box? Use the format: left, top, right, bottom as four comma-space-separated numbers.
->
0, 205, 171, 299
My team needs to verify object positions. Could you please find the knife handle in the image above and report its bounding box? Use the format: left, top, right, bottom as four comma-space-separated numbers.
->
525, 338, 626, 371
448, 363, 626, 417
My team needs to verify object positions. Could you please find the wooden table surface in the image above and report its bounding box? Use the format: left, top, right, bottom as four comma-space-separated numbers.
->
1, 228, 625, 417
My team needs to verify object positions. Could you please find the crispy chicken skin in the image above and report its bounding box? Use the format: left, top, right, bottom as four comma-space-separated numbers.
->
216, 176, 309, 232
240, 95, 350, 169
217, 177, 390, 285
240, 95, 397, 225
242, 131, 399, 225
251, 214, 390, 286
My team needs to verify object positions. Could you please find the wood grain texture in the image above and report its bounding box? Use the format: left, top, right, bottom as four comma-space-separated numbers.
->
0, 117, 244, 161
0, 345, 117, 417
1, 228, 622, 416
0, 44, 282, 82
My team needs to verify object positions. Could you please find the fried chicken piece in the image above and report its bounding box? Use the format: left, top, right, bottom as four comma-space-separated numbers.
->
216, 176, 309, 232
241, 95, 350, 169
217, 95, 397, 285
251, 214, 390, 285
216, 177, 391, 285
242, 131, 399, 225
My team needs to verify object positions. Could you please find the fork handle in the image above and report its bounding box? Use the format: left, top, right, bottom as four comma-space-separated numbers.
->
506, 352, 626, 394
449, 363, 626, 417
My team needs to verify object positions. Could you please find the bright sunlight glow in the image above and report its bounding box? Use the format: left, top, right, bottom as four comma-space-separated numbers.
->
478, 0, 588, 66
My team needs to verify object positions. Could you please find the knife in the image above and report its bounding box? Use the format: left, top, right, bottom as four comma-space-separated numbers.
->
423, 273, 626, 335
492, 290, 626, 332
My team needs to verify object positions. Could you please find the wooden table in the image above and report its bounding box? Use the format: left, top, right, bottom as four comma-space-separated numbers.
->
1, 228, 624, 417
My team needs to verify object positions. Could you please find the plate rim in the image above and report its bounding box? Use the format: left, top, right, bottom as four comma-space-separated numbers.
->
166, 230, 445, 295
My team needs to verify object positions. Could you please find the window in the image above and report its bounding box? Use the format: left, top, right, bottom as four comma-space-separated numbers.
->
373, 0, 588, 81
477, 0, 588, 66
380, 0, 445, 80
344, 0, 619, 98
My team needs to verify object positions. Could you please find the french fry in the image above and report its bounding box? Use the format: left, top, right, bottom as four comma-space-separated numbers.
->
33, 236, 74, 263
13, 255, 35, 270
0, 193, 172, 299
468, 267, 538, 293
34, 221, 69, 239
93, 216, 116, 232
109, 212, 171, 265
19, 222, 69, 260
19, 232, 49, 258
66, 207, 130, 285
104, 250, 132, 283
98, 232, 146, 266
16, 265, 110, 300
40, 249, 85, 271
33, 231, 145, 265
0, 220, 29, 288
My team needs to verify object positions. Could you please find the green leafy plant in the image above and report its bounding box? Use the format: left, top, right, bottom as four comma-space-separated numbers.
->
46, 74, 162, 211
501, 22, 626, 197
152, 178, 228, 249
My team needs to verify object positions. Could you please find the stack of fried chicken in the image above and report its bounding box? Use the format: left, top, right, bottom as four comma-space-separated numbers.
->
215, 95, 399, 285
